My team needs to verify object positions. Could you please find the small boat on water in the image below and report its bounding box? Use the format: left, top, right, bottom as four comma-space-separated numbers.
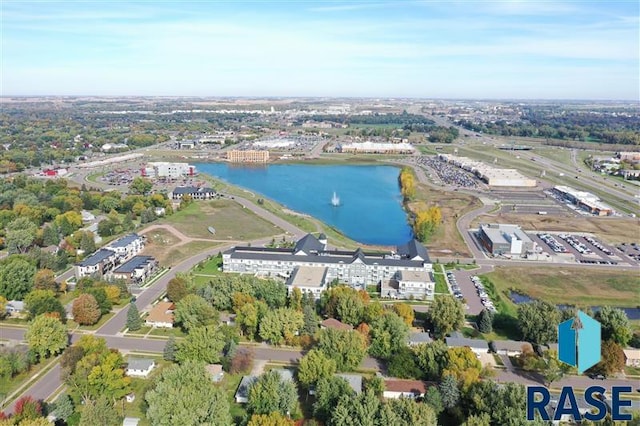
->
331, 191, 340, 207
208, 226, 216, 234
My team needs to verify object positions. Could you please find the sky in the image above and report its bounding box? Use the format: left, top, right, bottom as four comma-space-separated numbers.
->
1, 1, 639, 100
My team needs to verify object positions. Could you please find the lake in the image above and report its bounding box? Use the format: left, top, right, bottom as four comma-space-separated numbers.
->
195, 163, 413, 246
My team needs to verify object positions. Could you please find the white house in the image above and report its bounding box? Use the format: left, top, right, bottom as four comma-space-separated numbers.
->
383, 380, 430, 399
126, 358, 155, 378
107, 234, 144, 260
5, 300, 25, 316
205, 364, 224, 383
491, 340, 533, 357
623, 348, 640, 367
445, 336, 490, 355
145, 302, 175, 328
75, 248, 118, 278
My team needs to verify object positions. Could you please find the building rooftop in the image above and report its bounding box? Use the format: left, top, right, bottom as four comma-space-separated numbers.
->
397, 239, 430, 262
235, 375, 258, 400
336, 373, 363, 394
109, 233, 141, 248
408, 332, 433, 345
289, 266, 327, 288
398, 270, 431, 283
321, 318, 353, 331
146, 302, 175, 325
172, 186, 216, 195
294, 233, 325, 254
445, 336, 490, 350
490, 340, 533, 353
113, 256, 155, 274
78, 248, 115, 267
127, 358, 155, 371
383, 379, 431, 395
480, 223, 532, 245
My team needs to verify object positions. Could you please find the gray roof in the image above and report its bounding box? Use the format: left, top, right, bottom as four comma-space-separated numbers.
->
490, 340, 533, 353
294, 234, 325, 254
113, 256, 155, 274
172, 186, 215, 195
408, 332, 433, 345
397, 239, 430, 262
273, 368, 294, 382
78, 248, 115, 267
480, 224, 532, 245
445, 337, 489, 350
109, 233, 141, 248
336, 373, 363, 394
235, 375, 258, 399
127, 358, 155, 371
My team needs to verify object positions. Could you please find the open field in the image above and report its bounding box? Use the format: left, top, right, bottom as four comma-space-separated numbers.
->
161, 199, 282, 241
140, 228, 221, 266
471, 213, 640, 244
409, 182, 482, 258
481, 266, 640, 308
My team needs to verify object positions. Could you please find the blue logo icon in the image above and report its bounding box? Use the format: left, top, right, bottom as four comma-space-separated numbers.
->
558, 311, 601, 373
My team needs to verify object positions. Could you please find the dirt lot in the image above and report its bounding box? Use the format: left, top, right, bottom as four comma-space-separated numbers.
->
409, 183, 482, 258
140, 228, 220, 266
471, 213, 640, 244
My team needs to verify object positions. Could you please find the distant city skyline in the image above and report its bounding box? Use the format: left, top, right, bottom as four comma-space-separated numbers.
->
2, 1, 638, 100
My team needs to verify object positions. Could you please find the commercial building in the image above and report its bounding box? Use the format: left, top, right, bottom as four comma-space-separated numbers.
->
223, 234, 434, 299
553, 185, 614, 216
477, 223, 534, 256
438, 154, 536, 187
227, 150, 269, 163
141, 162, 196, 179
338, 141, 415, 154
169, 186, 216, 200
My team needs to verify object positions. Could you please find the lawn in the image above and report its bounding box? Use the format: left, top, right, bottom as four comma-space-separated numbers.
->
433, 272, 448, 294
141, 236, 221, 267
122, 359, 172, 425
221, 373, 248, 424
0, 358, 56, 409
481, 266, 640, 308
408, 182, 482, 258
162, 199, 283, 241
192, 255, 224, 276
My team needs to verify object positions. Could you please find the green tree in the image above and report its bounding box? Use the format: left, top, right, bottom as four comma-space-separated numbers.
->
477, 308, 494, 334
427, 295, 465, 338
393, 303, 415, 326
79, 396, 122, 426
163, 336, 176, 361
258, 307, 304, 345
439, 374, 460, 409
174, 294, 219, 332
331, 390, 381, 426
317, 328, 368, 372
6, 217, 38, 254
369, 312, 410, 359
146, 361, 232, 426
297, 349, 337, 389
72, 294, 101, 325
79, 231, 96, 254
175, 325, 226, 364
363, 301, 385, 324
25, 315, 68, 361
387, 346, 421, 379
364, 375, 385, 397
24, 289, 66, 322
591, 340, 625, 377
595, 306, 632, 346
463, 413, 491, 426
442, 347, 483, 390
247, 412, 295, 426
0, 256, 37, 300
237, 302, 260, 339
166, 277, 189, 303
126, 302, 142, 331
42, 224, 60, 247
335, 290, 365, 326
386, 397, 437, 425
247, 370, 298, 416
301, 303, 318, 336
130, 177, 153, 195
84, 287, 111, 315
313, 376, 355, 422
517, 301, 560, 345
53, 393, 74, 422
423, 386, 444, 415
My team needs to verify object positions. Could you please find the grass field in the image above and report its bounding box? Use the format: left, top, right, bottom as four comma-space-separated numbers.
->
433, 272, 448, 294
481, 266, 640, 308
163, 199, 282, 241
140, 229, 221, 266
471, 213, 640, 244
409, 182, 482, 258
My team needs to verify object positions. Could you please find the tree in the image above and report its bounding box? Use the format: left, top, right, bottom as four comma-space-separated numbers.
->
317, 328, 368, 372
423, 386, 444, 415
331, 391, 381, 426
175, 325, 226, 364
130, 177, 153, 195
465, 381, 543, 426
53, 393, 74, 422
427, 295, 465, 338
386, 397, 437, 425
442, 347, 483, 390
369, 312, 410, 359
72, 350, 131, 401
84, 287, 111, 315
237, 302, 260, 339
12, 395, 42, 424
297, 349, 337, 389
289, 287, 302, 311
72, 294, 101, 325
258, 308, 304, 345
25, 315, 67, 361
126, 302, 142, 331
163, 336, 176, 361
439, 374, 460, 409
79, 396, 121, 426
463, 413, 492, 426
595, 306, 632, 346
477, 308, 494, 334
591, 340, 625, 377
24, 289, 66, 321
363, 301, 385, 324
517, 301, 560, 345
364, 375, 385, 397
313, 376, 355, 423
104, 285, 120, 304
42, 225, 60, 247
335, 290, 365, 326
393, 303, 415, 326
301, 303, 318, 336
33, 269, 57, 292
247, 370, 298, 416
79, 231, 96, 254
414, 206, 442, 242
174, 294, 218, 332
5, 217, 38, 254
247, 412, 294, 426
387, 346, 421, 379
414, 340, 448, 380
230, 347, 254, 374
0, 256, 37, 300
166, 277, 189, 303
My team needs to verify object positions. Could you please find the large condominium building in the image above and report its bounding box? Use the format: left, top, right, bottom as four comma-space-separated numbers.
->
75, 234, 145, 279
141, 162, 196, 179
223, 234, 435, 300
227, 150, 269, 163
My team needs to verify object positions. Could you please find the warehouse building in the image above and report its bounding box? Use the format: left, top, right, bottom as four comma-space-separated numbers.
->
477, 223, 534, 256
553, 185, 614, 216
438, 155, 536, 187
338, 142, 415, 154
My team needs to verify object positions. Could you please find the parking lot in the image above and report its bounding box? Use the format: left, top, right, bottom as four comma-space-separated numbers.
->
532, 232, 630, 266
616, 243, 640, 263
490, 190, 573, 216
446, 269, 487, 315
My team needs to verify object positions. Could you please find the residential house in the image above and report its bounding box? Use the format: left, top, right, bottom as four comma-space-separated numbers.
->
321, 318, 352, 331
5, 300, 25, 316
109, 255, 157, 284
75, 248, 118, 278
235, 375, 258, 403
205, 364, 224, 382
336, 374, 363, 394
145, 302, 175, 328
623, 348, 640, 367
126, 358, 156, 378
407, 332, 433, 346
445, 336, 490, 355
383, 380, 431, 399
123, 418, 140, 426
490, 340, 533, 357
107, 234, 144, 260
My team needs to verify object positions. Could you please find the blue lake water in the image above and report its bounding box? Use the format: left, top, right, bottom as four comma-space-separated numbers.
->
195, 163, 413, 246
